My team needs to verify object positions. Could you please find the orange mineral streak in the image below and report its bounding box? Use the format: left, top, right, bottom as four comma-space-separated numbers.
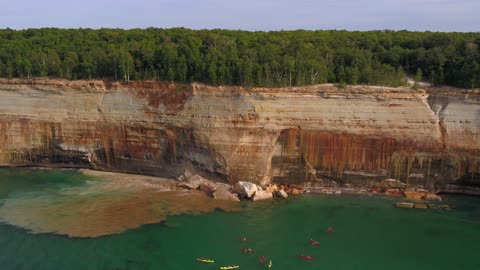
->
0, 78, 478, 185
279, 128, 478, 182
302, 130, 396, 177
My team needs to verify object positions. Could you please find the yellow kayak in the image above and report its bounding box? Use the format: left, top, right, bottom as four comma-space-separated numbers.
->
268, 260, 272, 268
197, 258, 214, 263
220, 266, 239, 270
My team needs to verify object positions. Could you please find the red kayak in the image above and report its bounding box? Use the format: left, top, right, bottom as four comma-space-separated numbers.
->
298, 255, 316, 260
241, 248, 256, 254
309, 239, 320, 246
327, 227, 335, 233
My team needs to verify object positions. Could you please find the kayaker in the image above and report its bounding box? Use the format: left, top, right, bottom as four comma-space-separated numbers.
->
327, 227, 335, 233
268, 260, 272, 268
259, 256, 265, 264
309, 239, 320, 246
298, 255, 315, 260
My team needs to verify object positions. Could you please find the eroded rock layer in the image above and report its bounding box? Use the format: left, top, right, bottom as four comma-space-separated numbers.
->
0, 79, 478, 188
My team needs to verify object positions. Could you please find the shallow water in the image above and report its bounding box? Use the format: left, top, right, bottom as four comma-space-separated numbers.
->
0, 168, 479, 270
0, 168, 239, 237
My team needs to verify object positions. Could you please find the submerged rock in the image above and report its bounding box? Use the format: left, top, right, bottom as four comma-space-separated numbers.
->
252, 190, 273, 201
233, 181, 259, 198
396, 202, 414, 208
414, 203, 428, 209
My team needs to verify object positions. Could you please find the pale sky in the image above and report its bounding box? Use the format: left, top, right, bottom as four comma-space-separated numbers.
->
0, 0, 478, 32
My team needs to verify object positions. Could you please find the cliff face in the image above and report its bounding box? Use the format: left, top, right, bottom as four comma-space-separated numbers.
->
0, 79, 478, 189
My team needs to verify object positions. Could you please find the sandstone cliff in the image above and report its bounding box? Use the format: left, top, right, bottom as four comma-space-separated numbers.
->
0, 79, 478, 189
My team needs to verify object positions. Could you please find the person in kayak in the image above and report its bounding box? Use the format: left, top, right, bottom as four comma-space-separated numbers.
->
259, 256, 266, 264
220, 265, 239, 269
241, 248, 255, 253
327, 227, 335, 233
239, 237, 249, 242
197, 257, 214, 263
298, 255, 316, 260
268, 260, 272, 268
309, 239, 320, 246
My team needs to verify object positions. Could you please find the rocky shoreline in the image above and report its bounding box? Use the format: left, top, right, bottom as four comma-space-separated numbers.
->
6, 166, 462, 207
159, 169, 452, 206
73, 167, 474, 207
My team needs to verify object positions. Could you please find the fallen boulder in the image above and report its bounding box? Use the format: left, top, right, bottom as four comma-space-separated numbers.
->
177, 174, 207, 189
276, 190, 288, 198
199, 181, 217, 194
425, 193, 442, 202
233, 181, 259, 198
291, 188, 301, 195
213, 186, 240, 202
266, 184, 278, 193
380, 179, 406, 189
252, 190, 273, 201
386, 188, 403, 196
403, 190, 428, 200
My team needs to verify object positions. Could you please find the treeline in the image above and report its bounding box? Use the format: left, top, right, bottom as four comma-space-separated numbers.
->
0, 28, 479, 88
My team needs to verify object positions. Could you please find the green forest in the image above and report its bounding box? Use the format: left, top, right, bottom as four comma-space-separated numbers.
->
0, 28, 479, 88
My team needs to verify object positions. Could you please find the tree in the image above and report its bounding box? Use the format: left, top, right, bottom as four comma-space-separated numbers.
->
0, 28, 478, 88
413, 67, 423, 89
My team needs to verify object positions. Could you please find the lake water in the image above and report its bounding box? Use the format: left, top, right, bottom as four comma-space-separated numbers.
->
0, 168, 479, 270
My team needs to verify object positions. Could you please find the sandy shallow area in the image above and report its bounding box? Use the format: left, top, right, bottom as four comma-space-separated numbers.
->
0, 169, 240, 238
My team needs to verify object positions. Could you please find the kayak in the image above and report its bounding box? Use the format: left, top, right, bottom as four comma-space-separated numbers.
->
268, 260, 272, 268
241, 248, 255, 253
239, 237, 250, 242
327, 227, 335, 233
309, 239, 320, 246
298, 255, 316, 260
197, 258, 214, 263
220, 266, 239, 269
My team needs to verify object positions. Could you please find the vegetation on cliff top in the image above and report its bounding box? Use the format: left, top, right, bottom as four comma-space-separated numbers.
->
0, 28, 479, 88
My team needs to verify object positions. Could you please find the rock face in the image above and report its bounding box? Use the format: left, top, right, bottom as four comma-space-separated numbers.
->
0, 79, 478, 190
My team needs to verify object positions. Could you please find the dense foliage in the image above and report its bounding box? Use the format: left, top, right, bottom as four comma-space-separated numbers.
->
0, 28, 479, 88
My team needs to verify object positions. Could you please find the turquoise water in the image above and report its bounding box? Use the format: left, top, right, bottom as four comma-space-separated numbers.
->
0, 168, 479, 270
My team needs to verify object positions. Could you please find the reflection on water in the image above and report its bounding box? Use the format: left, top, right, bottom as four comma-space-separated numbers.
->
0, 169, 240, 238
